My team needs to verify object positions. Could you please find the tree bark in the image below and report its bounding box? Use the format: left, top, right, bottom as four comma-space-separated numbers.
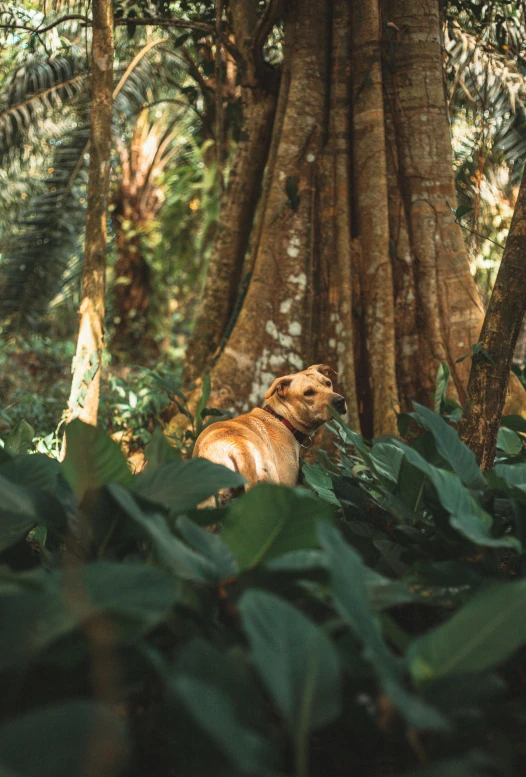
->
194, 0, 330, 414
459, 170, 526, 469
66, 0, 113, 426
382, 0, 483, 408
315, 0, 360, 433
352, 0, 399, 436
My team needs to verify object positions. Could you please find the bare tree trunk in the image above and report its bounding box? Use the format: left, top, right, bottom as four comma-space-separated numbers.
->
66, 0, 114, 425
352, 0, 399, 436
460, 171, 526, 469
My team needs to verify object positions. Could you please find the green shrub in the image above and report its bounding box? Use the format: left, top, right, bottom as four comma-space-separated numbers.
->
0, 397, 526, 777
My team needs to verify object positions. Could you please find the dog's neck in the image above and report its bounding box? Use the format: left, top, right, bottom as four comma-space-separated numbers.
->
263, 396, 319, 439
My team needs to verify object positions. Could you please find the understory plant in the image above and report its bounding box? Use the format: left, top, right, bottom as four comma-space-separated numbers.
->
1, 374, 526, 777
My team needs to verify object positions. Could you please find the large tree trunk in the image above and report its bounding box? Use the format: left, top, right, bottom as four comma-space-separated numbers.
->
66, 0, 114, 425
191, 0, 330, 412
169, 0, 526, 439
460, 170, 526, 470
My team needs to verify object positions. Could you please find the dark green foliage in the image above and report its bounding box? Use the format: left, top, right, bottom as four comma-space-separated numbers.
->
1, 401, 526, 777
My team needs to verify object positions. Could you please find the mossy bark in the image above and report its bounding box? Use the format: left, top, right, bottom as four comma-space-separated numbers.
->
66, 0, 113, 426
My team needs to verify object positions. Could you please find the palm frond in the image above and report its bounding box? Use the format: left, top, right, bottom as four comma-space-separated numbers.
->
0, 115, 89, 332
0, 54, 88, 165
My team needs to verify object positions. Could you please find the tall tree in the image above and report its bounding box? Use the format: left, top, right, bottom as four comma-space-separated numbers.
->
66, 0, 114, 425
169, 0, 526, 437
460, 168, 526, 470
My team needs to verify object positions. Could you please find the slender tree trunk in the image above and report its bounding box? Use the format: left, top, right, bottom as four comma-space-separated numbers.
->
460, 170, 526, 469
183, 86, 277, 384
66, 0, 114, 425
352, 0, 399, 436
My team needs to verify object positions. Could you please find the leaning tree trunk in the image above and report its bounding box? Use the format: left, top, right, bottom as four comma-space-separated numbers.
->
460, 169, 526, 470
66, 0, 114, 425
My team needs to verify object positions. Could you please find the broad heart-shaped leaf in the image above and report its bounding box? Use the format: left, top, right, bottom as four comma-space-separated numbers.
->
501, 415, 526, 434
239, 589, 341, 732
497, 426, 523, 455
107, 485, 223, 583
221, 484, 333, 570
5, 419, 34, 454
408, 581, 526, 684
145, 426, 181, 469
0, 701, 128, 777
62, 419, 133, 500
318, 523, 447, 731
411, 402, 486, 490
369, 442, 404, 484
393, 440, 492, 528
134, 457, 246, 513
302, 460, 340, 506
0, 473, 37, 552
449, 513, 521, 551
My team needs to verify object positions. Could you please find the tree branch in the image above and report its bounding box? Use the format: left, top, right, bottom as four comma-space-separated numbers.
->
0, 14, 88, 34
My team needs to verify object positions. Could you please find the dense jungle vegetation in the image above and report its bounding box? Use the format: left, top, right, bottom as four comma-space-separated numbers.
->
2, 0, 526, 775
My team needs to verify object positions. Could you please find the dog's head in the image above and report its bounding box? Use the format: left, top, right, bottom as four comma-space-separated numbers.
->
263, 364, 346, 432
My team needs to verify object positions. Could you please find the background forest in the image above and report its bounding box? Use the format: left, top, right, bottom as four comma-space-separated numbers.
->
2, 1, 526, 776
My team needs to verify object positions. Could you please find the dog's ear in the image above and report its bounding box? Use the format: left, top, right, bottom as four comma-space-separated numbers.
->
307, 364, 337, 379
264, 375, 293, 399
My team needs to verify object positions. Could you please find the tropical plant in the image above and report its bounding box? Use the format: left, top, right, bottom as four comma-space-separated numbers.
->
1, 378, 526, 776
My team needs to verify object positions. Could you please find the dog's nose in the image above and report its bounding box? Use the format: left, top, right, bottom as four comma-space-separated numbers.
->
331, 394, 347, 414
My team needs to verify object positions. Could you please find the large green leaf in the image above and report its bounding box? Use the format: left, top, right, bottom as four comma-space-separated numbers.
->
176, 515, 237, 580
0, 562, 179, 668
412, 402, 485, 490
134, 457, 246, 513
318, 523, 447, 731
108, 485, 222, 583
302, 461, 340, 506
0, 701, 128, 777
369, 442, 404, 484
62, 420, 133, 500
497, 427, 523, 455
239, 589, 341, 732
393, 440, 492, 528
221, 485, 332, 570
449, 513, 521, 551
0, 453, 61, 492
5, 419, 34, 455
408, 581, 526, 683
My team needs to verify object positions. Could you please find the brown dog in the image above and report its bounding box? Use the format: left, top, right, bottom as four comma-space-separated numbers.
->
193, 364, 346, 490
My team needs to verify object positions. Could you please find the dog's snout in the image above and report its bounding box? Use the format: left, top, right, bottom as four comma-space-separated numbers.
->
331, 394, 347, 414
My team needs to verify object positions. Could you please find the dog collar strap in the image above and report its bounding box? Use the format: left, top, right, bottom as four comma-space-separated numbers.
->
263, 405, 311, 446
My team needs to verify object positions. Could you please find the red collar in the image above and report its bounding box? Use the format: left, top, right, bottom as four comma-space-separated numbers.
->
263, 405, 312, 446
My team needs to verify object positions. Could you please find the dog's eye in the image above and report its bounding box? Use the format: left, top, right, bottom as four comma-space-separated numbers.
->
325, 381, 331, 387
304, 389, 315, 396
